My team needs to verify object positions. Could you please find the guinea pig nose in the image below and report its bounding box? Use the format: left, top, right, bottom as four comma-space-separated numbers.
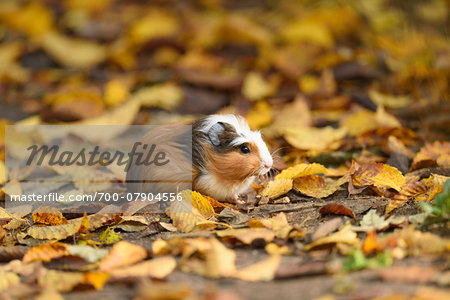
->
264, 162, 272, 169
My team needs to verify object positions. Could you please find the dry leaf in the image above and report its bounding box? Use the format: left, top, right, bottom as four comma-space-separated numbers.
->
246, 101, 273, 130
305, 224, 359, 251
32, 206, 68, 226
42, 31, 106, 68
242, 72, 279, 101
276, 163, 328, 180
284, 126, 346, 154
249, 213, 294, 240
129, 82, 183, 111
411, 141, 450, 170
27, 217, 87, 240
83, 272, 110, 290
0, 272, 20, 292
22, 242, 69, 263
319, 203, 355, 218
38, 270, 84, 292
233, 255, 281, 282
261, 179, 293, 199
128, 9, 179, 45
352, 162, 405, 192
294, 174, 349, 198
216, 228, 275, 245
386, 175, 428, 214
99, 241, 147, 271
110, 256, 176, 279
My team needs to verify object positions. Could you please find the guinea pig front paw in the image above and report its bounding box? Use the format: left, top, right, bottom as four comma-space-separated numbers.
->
227, 195, 246, 205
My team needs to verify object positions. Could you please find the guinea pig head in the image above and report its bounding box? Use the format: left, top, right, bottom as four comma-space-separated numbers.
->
200, 115, 273, 183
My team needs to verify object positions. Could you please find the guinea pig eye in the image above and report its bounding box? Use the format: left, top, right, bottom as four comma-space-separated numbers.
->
240, 145, 250, 154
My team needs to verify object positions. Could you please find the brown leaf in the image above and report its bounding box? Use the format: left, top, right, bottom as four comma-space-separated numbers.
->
0, 246, 29, 262
216, 228, 275, 245
32, 206, 68, 226
351, 162, 405, 192
305, 224, 359, 251
233, 255, 281, 282
386, 175, 428, 214
110, 256, 176, 280
319, 203, 355, 218
99, 241, 147, 271
22, 242, 69, 263
411, 141, 450, 170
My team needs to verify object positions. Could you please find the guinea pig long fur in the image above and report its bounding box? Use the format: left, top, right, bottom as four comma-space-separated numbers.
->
126, 114, 273, 202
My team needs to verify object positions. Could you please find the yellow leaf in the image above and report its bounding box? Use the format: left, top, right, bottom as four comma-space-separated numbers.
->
281, 20, 334, 48
129, 82, 183, 110
65, 0, 112, 11
128, 10, 179, 45
104, 79, 131, 107
168, 191, 217, 233
369, 90, 412, 109
249, 213, 293, 240
375, 106, 401, 128
261, 179, 293, 199
27, 217, 85, 240
299, 74, 320, 94
233, 255, 281, 282
23, 242, 69, 263
99, 241, 147, 271
0, 160, 5, 185
305, 224, 359, 251
110, 256, 176, 280
340, 110, 378, 136
42, 31, 106, 68
352, 162, 405, 192
265, 243, 291, 255
276, 163, 328, 180
190, 191, 215, 220
246, 101, 273, 130
180, 238, 236, 278
284, 126, 346, 153
83, 272, 110, 290
38, 270, 84, 292
216, 228, 275, 244
242, 72, 280, 101
0, 42, 29, 82
0, 2, 53, 37
294, 174, 349, 198
0, 272, 20, 292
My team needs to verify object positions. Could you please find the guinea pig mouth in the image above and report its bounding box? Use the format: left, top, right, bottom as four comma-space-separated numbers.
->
258, 166, 271, 176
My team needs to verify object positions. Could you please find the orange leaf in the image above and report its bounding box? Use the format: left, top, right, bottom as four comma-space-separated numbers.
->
319, 203, 355, 218
411, 141, 450, 170
99, 241, 147, 271
352, 162, 405, 192
32, 206, 68, 226
386, 176, 428, 214
23, 242, 69, 263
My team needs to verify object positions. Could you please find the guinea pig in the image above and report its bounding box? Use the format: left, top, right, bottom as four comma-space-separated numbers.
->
192, 114, 273, 202
126, 114, 273, 203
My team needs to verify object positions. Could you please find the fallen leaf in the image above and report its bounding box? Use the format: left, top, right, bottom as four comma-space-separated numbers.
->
32, 206, 68, 226
276, 163, 328, 180
128, 9, 179, 45
377, 266, 438, 283
246, 101, 273, 130
67, 245, 108, 263
411, 141, 450, 170
294, 174, 349, 198
98, 227, 122, 245
83, 272, 110, 290
351, 209, 406, 232
351, 162, 405, 192
42, 31, 107, 68
306, 224, 359, 251
261, 179, 293, 199
369, 90, 413, 109
319, 203, 356, 218
249, 213, 294, 240
129, 82, 183, 111
233, 255, 281, 282
216, 228, 275, 245
38, 270, 84, 292
386, 175, 428, 214
99, 241, 147, 271
284, 127, 346, 154
0, 272, 20, 292
27, 217, 86, 240
22, 242, 69, 263
242, 72, 280, 101
110, 256, 176, 280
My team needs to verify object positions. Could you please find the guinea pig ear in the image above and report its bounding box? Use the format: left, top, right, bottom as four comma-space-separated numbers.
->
208, 122, 226, 147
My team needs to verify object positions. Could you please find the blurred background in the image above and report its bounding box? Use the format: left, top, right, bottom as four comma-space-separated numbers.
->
0, 0, 449, 146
